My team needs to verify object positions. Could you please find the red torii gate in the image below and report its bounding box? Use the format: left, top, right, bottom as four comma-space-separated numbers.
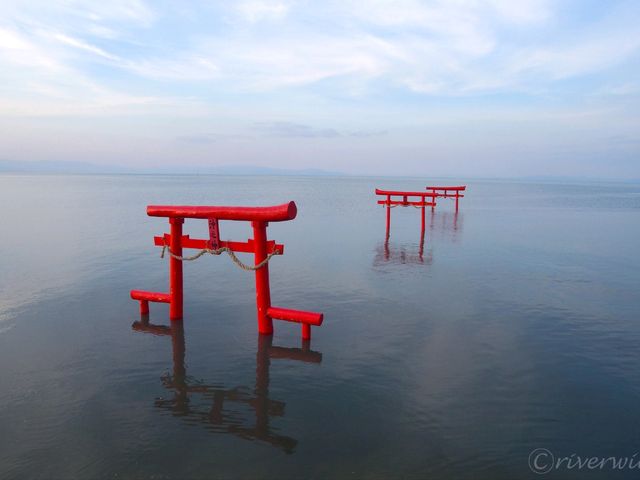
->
130, 201, 323, 340
426, 185, 466, 211
375, 188, 436, 237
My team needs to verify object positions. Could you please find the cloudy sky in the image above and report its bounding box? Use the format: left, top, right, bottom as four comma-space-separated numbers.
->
0, 0, 639, 177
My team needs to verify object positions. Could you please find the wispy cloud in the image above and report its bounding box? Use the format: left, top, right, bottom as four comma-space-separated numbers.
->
253, 121, 387, 138
48, 32, 120, 61
0, 27, 62, 70
2, 1, 639, 101
254, 121, 342, 138
235, 0, 292, 23
176, 133, 251, 144
126, 55, 219, 81
75, 0, 636, 98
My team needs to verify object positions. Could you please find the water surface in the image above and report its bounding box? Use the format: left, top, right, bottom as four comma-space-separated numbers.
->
1, 175, 639, 479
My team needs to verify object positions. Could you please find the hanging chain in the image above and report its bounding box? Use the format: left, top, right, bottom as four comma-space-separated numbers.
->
160, 245, 280, 271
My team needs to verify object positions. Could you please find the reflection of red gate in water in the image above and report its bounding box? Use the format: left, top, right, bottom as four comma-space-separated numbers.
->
130, 202, 323, 340
132, 319, 321, 453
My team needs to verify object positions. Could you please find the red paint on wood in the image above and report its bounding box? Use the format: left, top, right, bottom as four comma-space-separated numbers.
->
153, 235, 284, 255
147, 202, 297, 222
253, 221, 273, 335
376, 200, 436, 207
375, 188, 437, 198
169, 218, 184, 320
267, 306, 324, 326
426, 186, 466, 191
131, 290, 171, 303
208, 218, 220, 249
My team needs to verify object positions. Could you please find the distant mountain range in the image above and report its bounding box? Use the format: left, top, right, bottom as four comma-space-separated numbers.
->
0, 160, 342, 176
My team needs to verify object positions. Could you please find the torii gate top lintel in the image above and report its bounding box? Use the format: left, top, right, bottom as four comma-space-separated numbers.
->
147, 201, 297, 222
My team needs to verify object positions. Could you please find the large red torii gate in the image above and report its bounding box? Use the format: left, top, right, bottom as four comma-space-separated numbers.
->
130, 201, 323, 340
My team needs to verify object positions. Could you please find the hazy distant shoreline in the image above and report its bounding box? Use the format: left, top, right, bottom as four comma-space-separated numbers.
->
1, 160, 637, 184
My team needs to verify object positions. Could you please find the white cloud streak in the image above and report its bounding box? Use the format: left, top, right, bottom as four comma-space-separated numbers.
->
1, 0, 639, 101
235, 0, 292, 23
88, 0, 639, 97
49, 32, 121, 61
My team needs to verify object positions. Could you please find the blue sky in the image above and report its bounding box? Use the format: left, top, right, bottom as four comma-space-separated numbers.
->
0, 0, 639, 177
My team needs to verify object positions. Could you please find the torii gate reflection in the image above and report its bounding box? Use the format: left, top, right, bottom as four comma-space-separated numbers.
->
132, 318, 321, 454
373, 211, 462, 266
373, 231, 433, 266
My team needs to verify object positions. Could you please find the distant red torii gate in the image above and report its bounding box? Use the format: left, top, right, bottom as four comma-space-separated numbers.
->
130, 201, 323, 340
375, 188, 436, 237
426, 185, 466, 211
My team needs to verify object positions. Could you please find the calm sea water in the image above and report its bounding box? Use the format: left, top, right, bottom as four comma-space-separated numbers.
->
1, 174, 639, 479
